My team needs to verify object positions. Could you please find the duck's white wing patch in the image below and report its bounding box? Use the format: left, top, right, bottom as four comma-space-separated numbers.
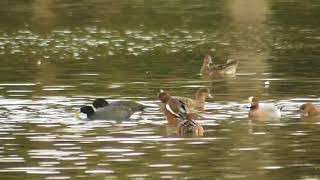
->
165, 104, 181, 117
179, 106, 186, 114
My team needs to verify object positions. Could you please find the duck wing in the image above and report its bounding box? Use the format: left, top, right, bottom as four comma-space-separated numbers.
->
165, 99, 188, 119
172, 96, 195, 109
212, 59, 238, 70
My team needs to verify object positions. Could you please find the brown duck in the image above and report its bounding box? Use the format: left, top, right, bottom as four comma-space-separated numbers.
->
300, 103, 320, 116
158, 89, 204, 135
200, 54, 238, 75
160, 88, 212, 112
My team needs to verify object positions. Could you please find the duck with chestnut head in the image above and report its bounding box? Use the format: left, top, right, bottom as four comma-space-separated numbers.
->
299, 103, 320, 117
158, 89, 204, 136
246, 96, 281, 119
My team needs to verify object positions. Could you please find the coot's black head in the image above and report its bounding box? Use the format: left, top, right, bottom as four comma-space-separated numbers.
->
80, 106, 95, 118
93, 98, 109, 109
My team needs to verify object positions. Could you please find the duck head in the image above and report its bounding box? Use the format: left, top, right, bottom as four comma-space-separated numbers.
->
200, 55, 213, 74
80, 106, 95, 118
158, 89, 171, 103
247, 96, 259, 109
93, 98, 109, 109
203, 55, 212, 65
299, 103, 317, 116
196, 88, 213, 100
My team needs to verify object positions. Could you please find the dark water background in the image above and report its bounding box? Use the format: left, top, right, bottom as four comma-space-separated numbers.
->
0, 0, 320, 179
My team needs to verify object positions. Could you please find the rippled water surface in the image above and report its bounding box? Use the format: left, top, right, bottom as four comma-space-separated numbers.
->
1, 0, 320, 179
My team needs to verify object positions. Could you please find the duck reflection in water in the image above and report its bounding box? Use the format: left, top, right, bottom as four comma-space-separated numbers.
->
200, 54, 238, 79
158, 89, 204, 136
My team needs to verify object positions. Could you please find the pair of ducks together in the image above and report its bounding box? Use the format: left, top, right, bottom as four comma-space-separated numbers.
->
244, 97, 320, 119
157, 88, 212, 136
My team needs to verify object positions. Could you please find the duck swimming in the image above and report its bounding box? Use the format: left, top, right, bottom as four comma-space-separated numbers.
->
173, 88, 213, 111
299, 103, 320, 116
158, 89, 188, 124
246, 96, 281, 119
159, 88, 212, 114
200, 54, 238, 75
158, 89, 203, 123
158, 89, 204, 135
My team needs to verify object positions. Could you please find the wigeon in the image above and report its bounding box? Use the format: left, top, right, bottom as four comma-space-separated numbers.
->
246, 96, 281, 119
158, 89, 204, 134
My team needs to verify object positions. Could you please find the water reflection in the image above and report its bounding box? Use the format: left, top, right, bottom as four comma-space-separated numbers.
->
228, 0, 271, 98
31, 0, 57, 34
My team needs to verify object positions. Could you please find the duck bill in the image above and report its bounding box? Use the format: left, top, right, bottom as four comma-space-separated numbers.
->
208, 94, 214, 99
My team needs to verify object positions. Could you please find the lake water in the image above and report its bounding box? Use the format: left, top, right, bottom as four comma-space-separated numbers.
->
1, 0, 320, 179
